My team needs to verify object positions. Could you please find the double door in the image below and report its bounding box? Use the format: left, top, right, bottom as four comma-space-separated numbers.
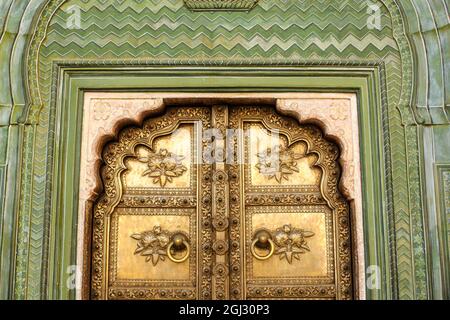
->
91, 105, 352, 299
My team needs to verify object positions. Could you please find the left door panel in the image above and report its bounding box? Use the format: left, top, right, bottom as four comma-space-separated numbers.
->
91, 107, 212, 300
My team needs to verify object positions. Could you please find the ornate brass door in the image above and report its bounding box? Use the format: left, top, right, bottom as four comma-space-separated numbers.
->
91, 105, 353, 300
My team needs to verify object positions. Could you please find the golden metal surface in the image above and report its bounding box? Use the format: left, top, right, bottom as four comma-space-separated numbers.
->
91, 105, 353, 300
167, 240, 190, 263
123, 125, 192, 190
251, 224, 315, 264
251, 236, 275, 260
229, 106, 352, 299
250, 208, 331, 279
247, 123, 321, 187
114, 212, 191, 281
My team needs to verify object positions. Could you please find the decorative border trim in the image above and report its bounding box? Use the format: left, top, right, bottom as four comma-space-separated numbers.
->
183, 0, 259, 11
3, 0, 434, 301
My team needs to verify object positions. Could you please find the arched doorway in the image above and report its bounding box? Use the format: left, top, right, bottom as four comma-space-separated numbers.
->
90, 104, 353, 300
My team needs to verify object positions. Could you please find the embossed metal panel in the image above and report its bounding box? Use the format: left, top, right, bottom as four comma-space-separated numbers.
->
91, 105, 352, 300
91, 107, 213, 300
228, 106, 352, 300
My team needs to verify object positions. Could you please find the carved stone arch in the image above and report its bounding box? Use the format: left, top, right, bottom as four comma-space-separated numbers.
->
78, 93, 362, 300
93, 108, 207, 216
90, 102, 354, 299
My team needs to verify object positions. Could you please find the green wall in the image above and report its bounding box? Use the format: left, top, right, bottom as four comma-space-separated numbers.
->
0, 0, 448, 300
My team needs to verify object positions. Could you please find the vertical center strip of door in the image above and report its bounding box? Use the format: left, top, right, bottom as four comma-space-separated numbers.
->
211, 106, 230, 299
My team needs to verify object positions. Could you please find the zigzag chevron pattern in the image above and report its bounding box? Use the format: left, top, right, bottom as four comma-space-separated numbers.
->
23, 0, 426, 300
42, 0, 396, 57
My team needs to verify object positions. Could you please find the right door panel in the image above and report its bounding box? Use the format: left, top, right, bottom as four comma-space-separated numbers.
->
228, 106, 353, 300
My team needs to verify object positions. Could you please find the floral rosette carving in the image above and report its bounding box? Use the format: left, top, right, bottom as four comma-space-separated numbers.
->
138, 148, 187, 187
255, 145, 304, 183
252, 224, 315, 264
131, 225, 190, 266
131, 226, 171, 266
273, 224, 315, 263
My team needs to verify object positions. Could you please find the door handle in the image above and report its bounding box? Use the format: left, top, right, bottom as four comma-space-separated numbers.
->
167, 232, 190, 263
131, 226, 190, 265
250, 224, 315, 264
250, 229, 275, 260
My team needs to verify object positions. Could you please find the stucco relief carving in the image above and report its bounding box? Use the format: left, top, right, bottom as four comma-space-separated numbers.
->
276, 96, 363, 299
76, 94, 164, 299
276, 96, 361, 203
79, 94, 164, 203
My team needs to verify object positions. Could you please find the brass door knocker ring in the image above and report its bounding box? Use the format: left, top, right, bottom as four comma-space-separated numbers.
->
251, 229, 275, 260
167, 232, 190, 263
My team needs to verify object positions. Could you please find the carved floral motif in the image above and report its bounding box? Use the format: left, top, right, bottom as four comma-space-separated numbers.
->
255, 145, 304, 183
273, 224, 315, 264
131, 226, 171, 266
131, 225, 190, 266
138, 148, 187, 187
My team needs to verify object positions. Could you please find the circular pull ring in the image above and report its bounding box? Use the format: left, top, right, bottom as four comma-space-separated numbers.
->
251, 238, 275, 260
167, 234, 190, 263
